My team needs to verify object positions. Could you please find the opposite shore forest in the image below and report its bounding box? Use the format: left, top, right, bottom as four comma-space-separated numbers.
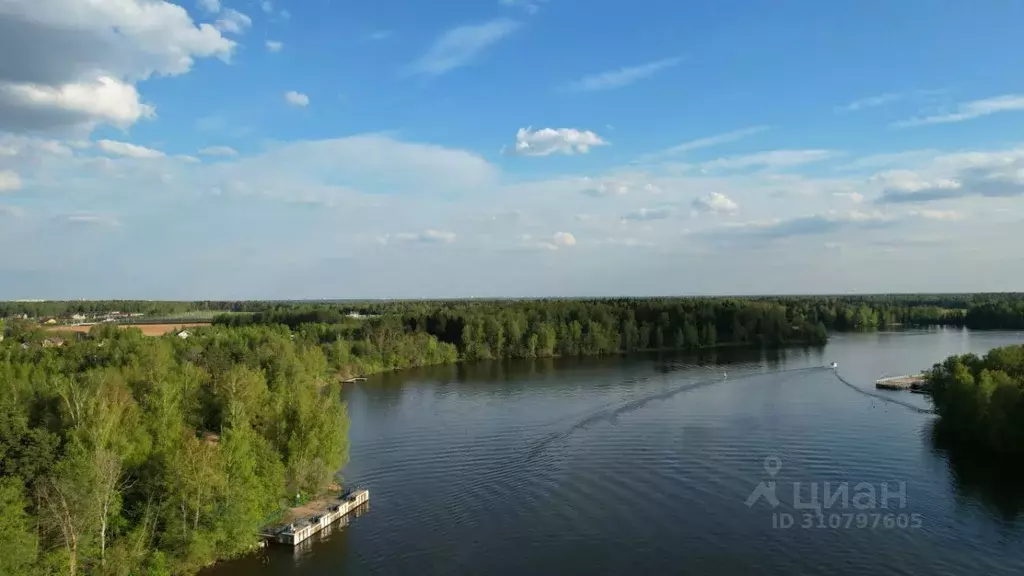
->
2, 293, 1024, 575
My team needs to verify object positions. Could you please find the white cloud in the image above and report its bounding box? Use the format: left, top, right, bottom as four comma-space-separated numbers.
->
562, 57, 682, 92
96, 139, 165, 159
639, 126, 768, 162
261, 1, 273, 13
692, 192, 739, 213
0, 0, 233, 133
840, 93, 904, 112
0, 204, 25, 218
66, 213, 121, 227
580, 179, 630, 197
701, 150, 836, 172
896, 94, 1024, 127
285, 91, 310, 107
623, 207, 671, 221
909, 209, 963, 221
506, 127, 607, 157
499, 0, 545, 14
553, 231, 577, 247
0, 170, 21, 192
520, 232, 577, 250
0, 135, 74, 157
199, 0, 221, 13
266, 40, 283, 52
1, 77, 157, 131
407, 19, 520, 76
198, 146, 238, 157
598, 237, 654, 248
215, 9, 252, 34
394, 229, 457, 244
834, 191, 865, 203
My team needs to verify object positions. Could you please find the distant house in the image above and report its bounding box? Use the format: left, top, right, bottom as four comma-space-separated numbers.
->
42, 337, 65, 348
176, 330, 191, 340
71, 314, 87, 321
44, 318, 57, 325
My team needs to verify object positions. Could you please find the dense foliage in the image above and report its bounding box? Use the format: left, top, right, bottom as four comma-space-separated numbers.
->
217, 298, 831, 364
928, 345, 1024, 456
0, 324, 349, 575
6, 293, 1024, 330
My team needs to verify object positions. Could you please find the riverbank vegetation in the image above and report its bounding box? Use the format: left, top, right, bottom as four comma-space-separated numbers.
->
928, 344, 1024, 456
214, 298, 830, 372
0, 324, 349, 575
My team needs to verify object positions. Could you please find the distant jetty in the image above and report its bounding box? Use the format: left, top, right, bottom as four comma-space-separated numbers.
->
875, 374, 928, 391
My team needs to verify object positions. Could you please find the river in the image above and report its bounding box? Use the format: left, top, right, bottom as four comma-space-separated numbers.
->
207, 328, 1024, 575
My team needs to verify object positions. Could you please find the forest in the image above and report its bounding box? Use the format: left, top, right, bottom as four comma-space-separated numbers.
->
214, 297, 831, 367
0, 324, 350, 575
927, 344, 1024, 457
3, 294, 1024, 574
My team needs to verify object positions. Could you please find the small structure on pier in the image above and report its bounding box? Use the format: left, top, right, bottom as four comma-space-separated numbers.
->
875, 374, 927, 390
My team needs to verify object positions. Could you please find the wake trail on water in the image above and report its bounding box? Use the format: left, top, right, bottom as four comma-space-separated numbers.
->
831, 370, 935, 415
522, 365, 825, 460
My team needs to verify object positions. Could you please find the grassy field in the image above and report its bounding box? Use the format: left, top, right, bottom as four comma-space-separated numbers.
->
48, 323, 211, 336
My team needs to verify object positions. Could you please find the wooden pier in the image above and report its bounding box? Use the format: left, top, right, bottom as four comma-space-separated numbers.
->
875, 375, 927, 391
263, 489, 369, 546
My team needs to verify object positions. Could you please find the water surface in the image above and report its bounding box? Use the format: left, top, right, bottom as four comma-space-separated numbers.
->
209, 328, 1024, 575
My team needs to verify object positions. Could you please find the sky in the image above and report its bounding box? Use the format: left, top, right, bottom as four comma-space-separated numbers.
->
1, 0, 1024, 299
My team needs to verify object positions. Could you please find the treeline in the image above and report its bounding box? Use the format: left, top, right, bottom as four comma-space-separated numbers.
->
928, 345, 1024, 456
0, 324, 349, 575
7, 294, 1024, 331
216, 299, 830, 367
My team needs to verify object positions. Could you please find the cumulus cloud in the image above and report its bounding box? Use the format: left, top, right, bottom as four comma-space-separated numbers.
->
406, 19, 520, 76
519, 232, 576, 251
0, 0, 234, 133
0, 135, 73, 157
562, 57, 682, 92
285, 91, 310, 107
198, 146, 238, 157
692, 192, 739, 213
896, 94, 1024, 127
215, 9, 252, 34
266, 40, 283, 52
0, 170, 21, 192
553, 232, 576, 247
874, 153, 1024, 203
580, 179, 630, 197
506, 127, 607, 156
623, 207, 671, 221
199, 0, 221, 13
96, 139, 165, 159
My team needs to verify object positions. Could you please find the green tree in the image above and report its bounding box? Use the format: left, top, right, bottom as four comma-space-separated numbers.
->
0, 477, 38, 575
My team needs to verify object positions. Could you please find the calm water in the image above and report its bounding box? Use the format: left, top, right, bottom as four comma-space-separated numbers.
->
209, 328, 1024, 575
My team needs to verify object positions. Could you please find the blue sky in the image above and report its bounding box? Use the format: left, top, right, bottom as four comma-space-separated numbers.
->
1, 0, 1024, 298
